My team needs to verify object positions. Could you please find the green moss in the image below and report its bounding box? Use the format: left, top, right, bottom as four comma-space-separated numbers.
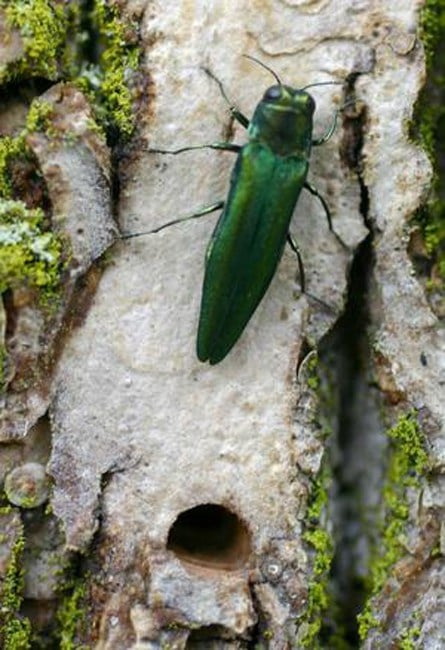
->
0, 199, 62, 298
1, 0, 68, 82
419, 0, 445, 68
357, 414, 428, 640
61, 4, 84, 78
25, 99, 55, 135
417, 0, 445, 159
0, 98, 56, 201
398, 625, 422, 650
300, 530, 332, 647
0, 531, 32, 650
0, 136, 26, 199
0, 97, 64, 308
0, 342, 6, 394
356, 609, 380, 641
306, 351, 320, 391
57, 578, 89, 650
413, 0, 445, 288
300, 466, 334, 648
88, 0, 139, 138
305, 472, 328, 523
1, 1, 138, 140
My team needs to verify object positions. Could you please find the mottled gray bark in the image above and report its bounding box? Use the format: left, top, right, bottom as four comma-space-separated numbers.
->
1, 1, 444, 648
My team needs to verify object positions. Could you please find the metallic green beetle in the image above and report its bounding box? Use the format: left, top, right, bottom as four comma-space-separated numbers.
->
125, 59, 341, 364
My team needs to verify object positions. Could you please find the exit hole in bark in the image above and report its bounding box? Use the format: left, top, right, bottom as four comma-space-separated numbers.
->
167, 504, 251, 570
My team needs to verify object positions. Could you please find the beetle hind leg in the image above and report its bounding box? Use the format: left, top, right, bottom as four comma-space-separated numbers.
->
150, 142, 241, 155
286, 232, 305, 292
287, 232, 337, 313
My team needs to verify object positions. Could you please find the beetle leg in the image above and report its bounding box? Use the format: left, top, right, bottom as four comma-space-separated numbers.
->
312, 109, 339, 145
286, 232, 305, 292
229, 108, 250, 129
121, 201, 225, 239
303, 181, 348, 249
312, 98, 357, 145
287, 232, 337, 312
229, 108, 249, 129
303, 181, 333, 231
202, 66, 250, 128
287, 238, 336, 313
150, 142, 241, 155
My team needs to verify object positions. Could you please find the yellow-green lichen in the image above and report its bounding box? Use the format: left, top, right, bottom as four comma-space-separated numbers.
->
357, 414, 428, 640
4, 463, 50, 509
0, 199, 62, 298
300, 466, 334, 648
1, 0, 68, 82
88, 0, 139, 138
0, 530, 32, 650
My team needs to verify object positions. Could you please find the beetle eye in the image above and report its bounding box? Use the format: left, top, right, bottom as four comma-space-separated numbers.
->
264, 85, 282, 100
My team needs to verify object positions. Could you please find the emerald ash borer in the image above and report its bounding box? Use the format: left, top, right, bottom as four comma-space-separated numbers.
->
124, 57, 343, 364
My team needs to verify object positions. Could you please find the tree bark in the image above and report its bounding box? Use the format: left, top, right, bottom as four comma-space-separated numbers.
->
0, 1, 443, 648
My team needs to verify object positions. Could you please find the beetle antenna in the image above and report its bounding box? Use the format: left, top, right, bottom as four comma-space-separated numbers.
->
301, 80, 343, 91
243, 54, 282, 85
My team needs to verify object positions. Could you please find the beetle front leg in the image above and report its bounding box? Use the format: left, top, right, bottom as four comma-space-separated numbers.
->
312, 109, 339, 146
312, 97, 358, 146
228, 107, 250, 129
202, 67, 250, 129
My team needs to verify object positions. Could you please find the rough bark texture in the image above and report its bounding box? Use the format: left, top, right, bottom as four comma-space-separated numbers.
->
0, 1, 444, 648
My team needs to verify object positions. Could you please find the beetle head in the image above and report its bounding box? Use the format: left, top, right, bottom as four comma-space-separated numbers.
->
249, 84, 316, 157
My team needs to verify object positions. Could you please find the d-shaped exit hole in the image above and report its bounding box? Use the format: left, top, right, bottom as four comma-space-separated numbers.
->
167, 504, 251, 571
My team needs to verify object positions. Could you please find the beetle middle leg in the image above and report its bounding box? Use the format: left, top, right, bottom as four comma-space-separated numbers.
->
304, 181, 347, 249
129, 139, 240, 239
121, 201, 225, 239
152, 66, 249, 158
